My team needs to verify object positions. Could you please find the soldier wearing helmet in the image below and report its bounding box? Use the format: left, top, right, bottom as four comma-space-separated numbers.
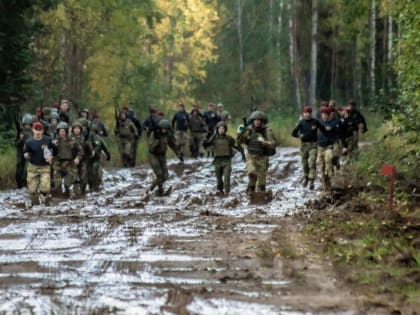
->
237, 110, 276, 195
87, 124, 111, 191
292, 106, 325, 190
15, 114, 34, 188
72, 121, 93, 196
216, 103, 231, 125
114, 110, 138, 167
147, 119, 183, 196
51, 121, 84, 197
204, 121, 245, 195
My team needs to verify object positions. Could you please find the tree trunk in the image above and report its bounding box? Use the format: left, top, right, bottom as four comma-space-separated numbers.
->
288, 0, 301, 110
370, 0, 376, 105
309, 0, 318, 110
387, 14, 393, 88
277, 0, 284, 83
236, 0, 244, 73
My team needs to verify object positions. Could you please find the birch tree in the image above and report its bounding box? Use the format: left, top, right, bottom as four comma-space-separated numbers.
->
370, 0, 376, 104
309, 0, 318, 111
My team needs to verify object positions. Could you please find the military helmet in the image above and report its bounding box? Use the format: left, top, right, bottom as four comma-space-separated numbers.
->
72, 121, 83, 129
158, 119, 171, 130
50, 111, 59, 120
81, 108, 89, 114
22, 113, 34, 125
216, 121, 228, 132
57, 121, 69, 131
75, 117, 89, 128
249, 110, 268, 123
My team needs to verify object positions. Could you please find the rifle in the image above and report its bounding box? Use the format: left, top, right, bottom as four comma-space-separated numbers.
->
14, 105, 22, 141
114, 104, 120, 130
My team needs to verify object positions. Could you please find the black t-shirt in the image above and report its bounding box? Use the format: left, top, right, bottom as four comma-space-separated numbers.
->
23, 135, 54, 166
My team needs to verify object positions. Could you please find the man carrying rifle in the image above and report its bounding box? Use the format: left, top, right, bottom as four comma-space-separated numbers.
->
148, 119, 183, 196
114, 108, 138, 167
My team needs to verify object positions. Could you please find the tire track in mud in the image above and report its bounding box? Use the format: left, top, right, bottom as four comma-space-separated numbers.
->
0, 147, 357, 314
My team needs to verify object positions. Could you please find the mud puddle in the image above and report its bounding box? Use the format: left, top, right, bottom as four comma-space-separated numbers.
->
0, 148, 357, 314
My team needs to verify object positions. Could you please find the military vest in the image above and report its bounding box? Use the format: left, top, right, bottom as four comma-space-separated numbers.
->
247, 128, 265, 156
57, 136, 74, 160
213, 136, 232, 157
118, 120, 133, 138
189, 116, 205, 132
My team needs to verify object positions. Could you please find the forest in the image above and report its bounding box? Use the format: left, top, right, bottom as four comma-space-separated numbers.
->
0, 0, 419, 186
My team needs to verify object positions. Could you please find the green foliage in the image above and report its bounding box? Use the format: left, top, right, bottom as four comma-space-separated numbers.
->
0, 146, 16, 189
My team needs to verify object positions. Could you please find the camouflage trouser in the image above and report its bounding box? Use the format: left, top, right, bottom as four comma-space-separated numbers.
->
15, 151, 27, 188
27, 163, 51, 202
246, 154, 269, 192
119, 137, 134, 167
214, 157, 232, 193
88, 159, 103, 191
148, 153, 168, 189
332, 142, 342, 171
189, 132, 205, 158
175, 131, 188, 156
53, 160, 75, 194
75, 160, 88, 194
317, 146, 334, 180
344, 135, 358, 159
132, 138, 139, 167
301, 142, 317, 180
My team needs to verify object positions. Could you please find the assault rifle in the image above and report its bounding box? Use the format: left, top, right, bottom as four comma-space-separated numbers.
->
14, 105, 22, 141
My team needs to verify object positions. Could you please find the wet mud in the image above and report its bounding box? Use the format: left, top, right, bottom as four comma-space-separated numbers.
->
0, 148, 362, 314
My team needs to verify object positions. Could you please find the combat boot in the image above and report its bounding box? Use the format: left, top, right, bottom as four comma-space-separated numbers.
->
258, 185, 266, 192
309, 179, 315, 190
246, 185, 256, 196
302, 177, 308, 188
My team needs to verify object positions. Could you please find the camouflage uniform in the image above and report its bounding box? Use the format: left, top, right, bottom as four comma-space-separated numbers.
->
15, 125, 33, 188
205, 126, 245, 194
317, 116, 341, 189
188, 112, 207, 158
115, 117, 138, 167
52, 134, 84, 197
88, 131, 111, 191
292, 114, 323, 188
72, 133, 93, 195
148, 120, 181, 195
238, 121, 276, 193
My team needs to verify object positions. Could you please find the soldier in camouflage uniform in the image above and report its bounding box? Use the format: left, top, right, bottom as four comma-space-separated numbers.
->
339, 107, 359, 160
292, 106, 324, 190
317, 107, 342, 190
23, 122, 56, 206
148, 119, 183, 196
88, 124, 111, 191
15, 114, 34, 188
48, 111, 59, 139
115, 110, 138, 167
238, 111, 276, 194
188, 108, 208, 158
72, 121, 93, 196
52, 122, 84, 197
204, 121, 245, 195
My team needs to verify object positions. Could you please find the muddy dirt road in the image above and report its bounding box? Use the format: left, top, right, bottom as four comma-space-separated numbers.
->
0, 148, 360, 314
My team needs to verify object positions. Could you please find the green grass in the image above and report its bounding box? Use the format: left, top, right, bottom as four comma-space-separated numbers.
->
0, 146, 16, 189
